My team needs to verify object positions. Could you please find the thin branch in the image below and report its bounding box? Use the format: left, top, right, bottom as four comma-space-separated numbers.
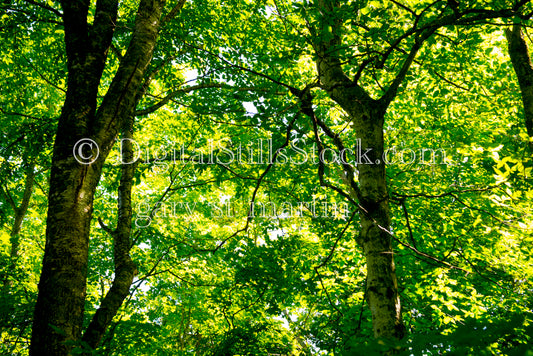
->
388, 0, 417, 17
378, 5, 529, 106
429, 67, 470, 92
299, 88, 358, 204
391, 184, 501, 199
22, 0, 62, 17
314, 268, 344, 317
0, 184, 17, 212
183, 43, 300, 93
380, 28, 434, 107
216, 163, 259, 181
134, 83, 282, 116
0, 107, 55, 123
451, 193, 513, 226
97, 217, 115, 237
204, 109, 300, 253
20, 53, 67, 93
455, 241, 507, 289
110, 43, 123, 62
390, 232, 469, 272
162, 0, 187, 25
400, 199, 417, 250
165, 269, 218, 287
2, 5, 62, 24
315, 211, 356, 269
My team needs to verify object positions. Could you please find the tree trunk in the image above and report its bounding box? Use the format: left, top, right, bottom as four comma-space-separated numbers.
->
30, 1, 166, 354
1, 160, 35, 290
506, 23, 533, 152
81, 119, 138, 350
0, 159, 35, 337
354, 109, 404, 340
325, 91, 404, 340
313, 0, 404, 341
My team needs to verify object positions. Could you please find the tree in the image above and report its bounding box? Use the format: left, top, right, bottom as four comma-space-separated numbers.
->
205, 0, 529, 344
1, 0, 533, 355
30, 0, 169, 354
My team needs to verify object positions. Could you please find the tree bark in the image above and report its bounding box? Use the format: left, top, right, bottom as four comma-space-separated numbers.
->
319, 88, 405, 340
312, 0, 405, 341
1, 160, 35, 289
30, 1, 166, 355
506, 23, 533, 152
0, 159, 35, 336
308, 2, 524, 342
81, 119, 138, 350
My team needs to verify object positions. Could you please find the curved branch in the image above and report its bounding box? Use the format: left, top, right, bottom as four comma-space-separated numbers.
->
23, 0, 62, 17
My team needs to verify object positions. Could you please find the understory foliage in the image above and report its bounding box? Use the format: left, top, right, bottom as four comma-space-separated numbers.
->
1, 0, 533, 355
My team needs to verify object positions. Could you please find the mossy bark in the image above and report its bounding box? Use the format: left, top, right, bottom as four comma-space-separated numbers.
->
314, 0, 405, 341
506, 24, 533, 152
30, 1, 166, 355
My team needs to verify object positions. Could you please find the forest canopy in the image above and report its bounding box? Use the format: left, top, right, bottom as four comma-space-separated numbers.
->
0, 0, 533, 355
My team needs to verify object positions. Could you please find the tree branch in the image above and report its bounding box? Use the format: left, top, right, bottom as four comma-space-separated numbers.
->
161, 0, 187, 25
23, 0, 62, 17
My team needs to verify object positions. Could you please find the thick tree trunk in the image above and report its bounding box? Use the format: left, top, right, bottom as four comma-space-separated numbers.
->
506, 24, 533, 152
30, 1, 166, 354
316, 59, 405, 342
354, 110, 404, 340
313, 0, 404, 341
324, 88, 404, 340
30, 139, 103, 356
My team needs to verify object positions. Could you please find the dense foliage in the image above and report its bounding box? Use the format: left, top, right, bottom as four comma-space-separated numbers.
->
1, 0, 532, 355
